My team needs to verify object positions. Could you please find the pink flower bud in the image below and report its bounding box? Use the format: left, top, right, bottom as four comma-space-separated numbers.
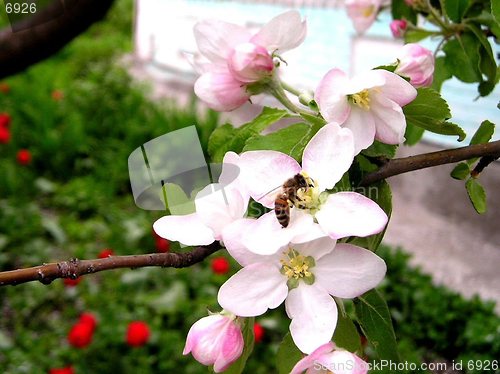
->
395, 43, 434, 87
390, 19, 407, 38
228, 43, 274, 83
183, 314, 244, 373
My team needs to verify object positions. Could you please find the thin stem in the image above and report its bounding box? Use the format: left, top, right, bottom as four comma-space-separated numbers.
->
269, 82, 314, 116
281, 81, 302, 97
0, 243, 221, 287
360, 140, 500, 186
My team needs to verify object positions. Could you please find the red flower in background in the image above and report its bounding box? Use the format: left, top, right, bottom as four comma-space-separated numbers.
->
253, 322, 264, 343
0, 113, 11, 128
52, 90, 64, 101
16, 149, 32, 165
0, 83, 10, 94
155, 237, 170, 253
0, 127, 10, 144
126, 321, 150, 347
98, 248, 114, 258
63, 277, 82, 287
211, 257, 230, 275
68, 322, 93, 348
49, 366, 74, 374
79, 312, 97, 331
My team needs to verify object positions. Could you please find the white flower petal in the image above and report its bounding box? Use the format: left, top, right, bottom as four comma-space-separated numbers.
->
376, 69, 417, 106
292, 237, 337, 261
195, 183, 248, 240
370, 94, 407, 145
286, 284, 338, 354
251, 10, 307, 54
153, 213, 215, 246
315, 68, 351, 124
242, 210, 314, 255
218, 262, 288, 316
222, 218, 281, 267
316, 192, 388, 240
315, 243, 387, 298
239, 150, 301, 208
291, 222, 328, 244
194, 20, 252, 63
342, 107, 376, 154
302, 123, 355, 191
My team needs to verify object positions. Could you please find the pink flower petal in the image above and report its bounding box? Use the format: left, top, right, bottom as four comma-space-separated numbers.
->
291, 222, 329, 244
315, 68, 351, 124
292, 237, 337, 261
342, 107, 376, 154
302, 123, 354, 191
194, 20, 252, 63
194, 71, 250, 112
218, 262, 288, 316
290, 342, 336, 374
251, 10, 307, 54
315, 243, 386, 299
375, 69, 417, 106
153, 213, 215, 246
315, 192, 388, 240
285, 284, 338, 354
238, 150, 301, 208
242, 210, 314, 255
370, 93, 407, 145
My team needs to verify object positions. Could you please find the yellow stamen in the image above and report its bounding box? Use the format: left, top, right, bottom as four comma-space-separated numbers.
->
350, 89, 371, 110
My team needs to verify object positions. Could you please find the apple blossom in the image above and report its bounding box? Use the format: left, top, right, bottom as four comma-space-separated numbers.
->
153, 152, 249, 246
291, 342, 368, 374
345, 0, 382, 34
184, 312, 244, 373
193, 11, 306, 111
390, 19, 408, 38
394, 43, 435, 88
227, 123, 388, 255
315, 68, 417, 154
218, 236, 386, 353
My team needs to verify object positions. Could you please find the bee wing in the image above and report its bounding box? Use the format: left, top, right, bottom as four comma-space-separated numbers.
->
256, 185, 283, 202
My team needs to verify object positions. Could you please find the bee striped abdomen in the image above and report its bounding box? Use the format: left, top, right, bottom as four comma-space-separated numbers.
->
275, 194, 290, 228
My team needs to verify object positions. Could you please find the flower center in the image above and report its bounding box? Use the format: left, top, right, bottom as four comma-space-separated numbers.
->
362, 5, 376, 17
349, 89, 371, 110
293, 171, 320, 210
280, 248, 315, 289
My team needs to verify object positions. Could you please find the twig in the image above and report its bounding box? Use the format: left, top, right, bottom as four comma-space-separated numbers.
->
361, 140, 500, 186
0, 243, 221, 287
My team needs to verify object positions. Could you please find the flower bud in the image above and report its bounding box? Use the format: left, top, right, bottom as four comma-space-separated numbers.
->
16, 149, 32, 166
390, 19, 407, 38
0, 113, 11, 128
395, 43, 434, 87
49, 366, 75, 374
0, 127, 10, 144
183, 313, 244, 373
98, 248, 114, 258
68, 322, 93, 348
253, 322, 264, 343
211, 257, 230, 275
228, 43, 274, 83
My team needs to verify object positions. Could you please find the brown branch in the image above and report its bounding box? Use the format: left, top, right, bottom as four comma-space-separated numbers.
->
361, 140, 500, 186
0, 0, 115, 79
0, 243, 221, 287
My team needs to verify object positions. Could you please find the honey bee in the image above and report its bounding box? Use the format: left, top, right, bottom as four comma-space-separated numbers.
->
274, 173, 315, 228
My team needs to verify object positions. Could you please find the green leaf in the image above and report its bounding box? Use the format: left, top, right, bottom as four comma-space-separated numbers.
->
300, 112, 326, 129
163, 183, 195, 215
466, 178, 487, 214
208, 107, 291, 163
349, 181, 392, 252
276, 333, 304, 374
444, 0, 470, 22
470, 120, 495, 145
243, 123, 315, 162
404, 123, 425, 146
354, 289, 400, 362
373, 64, 397, 73
391, 0, 417, 24
224, 317, 255, 374
333, 312, 362, 353
450, 162, 470, 180
443, 34, 482, 83
431, 56, 452, 93
403, 87, 466, 141
362, 141, 398, 159
492, 0, 500, 26
404, 29, 437, 43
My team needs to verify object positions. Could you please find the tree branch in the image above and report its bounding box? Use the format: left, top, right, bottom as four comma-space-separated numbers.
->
0, 0, 115, 79
0, 243, 221, 287
361, 140, 500, 186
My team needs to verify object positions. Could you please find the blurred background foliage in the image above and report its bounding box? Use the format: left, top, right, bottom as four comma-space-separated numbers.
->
0, 0, 498, 373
